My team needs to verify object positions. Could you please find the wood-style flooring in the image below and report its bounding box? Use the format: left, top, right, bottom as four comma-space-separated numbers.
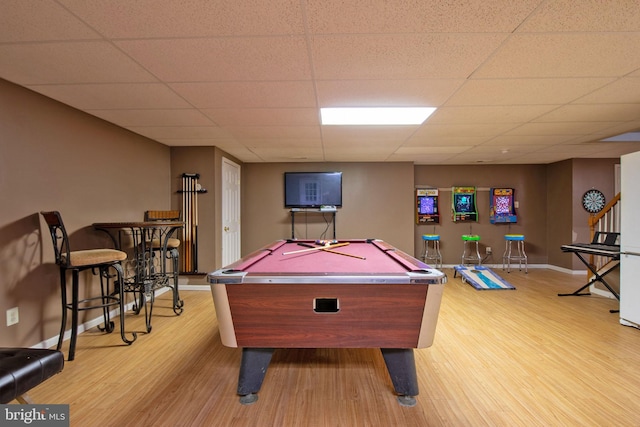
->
23, 268, 640, 426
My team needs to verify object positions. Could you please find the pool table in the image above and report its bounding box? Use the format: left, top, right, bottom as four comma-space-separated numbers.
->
207, 239, 446, 406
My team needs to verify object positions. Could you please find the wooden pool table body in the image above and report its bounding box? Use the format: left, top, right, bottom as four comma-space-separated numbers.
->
207, 239, 446, 405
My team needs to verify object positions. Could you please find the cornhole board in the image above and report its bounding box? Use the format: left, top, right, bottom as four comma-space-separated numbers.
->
453, 265, 515, 290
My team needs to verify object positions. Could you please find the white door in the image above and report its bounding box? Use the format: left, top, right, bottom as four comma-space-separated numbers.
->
222, 158, 241, 266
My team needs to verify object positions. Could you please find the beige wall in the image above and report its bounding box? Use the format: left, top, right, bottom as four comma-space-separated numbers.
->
0, 79, 171, 347
170, 147, 217, 274
242, 162, 415, 255
546, 160, 574, 269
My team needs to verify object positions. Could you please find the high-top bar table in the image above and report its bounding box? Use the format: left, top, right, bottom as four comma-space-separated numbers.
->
93, 221, 184, 332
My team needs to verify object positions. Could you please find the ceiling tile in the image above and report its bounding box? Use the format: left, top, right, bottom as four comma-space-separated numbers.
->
316, 79, 464, 107
242, 138, 322, 149
311, 33, 508, 79
484, 135, 576, 146
323, 148, 390, 162
250, 147, 325, 162
395, 146, 471, 155
504, 121, 624, 136
0, 0, 100, 42
403, 136, 490, 147
320, 126, 417, 149
388, 152, 457, 164
202, 108, 319, 127
169, 81, 317, 109
518, 0, 640, 32
156, 137, 237, 146
0, 42, 157, 85
464, 145, 533, 154
580, 142, 640, 158
589, 121, 640, 139
26, 83, 192, 110
305, 0, 541, 33
413, 123, 518, 138
473, 33, 640, 78
224, 126, 320, 140
448, 78, 615, 106
497, 153, 567, 164
60, 0, 305, 37
428, 105, 556, 124
576, 78, 640, 104
116, 37, 311, 82
87, 109, 215, 127
127, 126, 231, 140
542, 143, 617, 154
534, 104, 640, 123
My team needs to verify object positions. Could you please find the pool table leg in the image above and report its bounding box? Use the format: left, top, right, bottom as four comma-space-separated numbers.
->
237, 348, 274, 405
380, 348, 419, 407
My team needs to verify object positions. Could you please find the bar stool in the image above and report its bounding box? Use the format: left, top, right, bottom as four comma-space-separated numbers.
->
421, 234, 442, 269
40, 211, 137, 361
145, 210, 184, 316
503, 234, 527, 273
461, 234, 481, 266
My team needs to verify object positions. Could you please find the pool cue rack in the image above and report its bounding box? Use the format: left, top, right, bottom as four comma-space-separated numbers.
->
178, 173, 207, 274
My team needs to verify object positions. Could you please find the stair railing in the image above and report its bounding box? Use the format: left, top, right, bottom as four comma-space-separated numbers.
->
587, 192, 621, 281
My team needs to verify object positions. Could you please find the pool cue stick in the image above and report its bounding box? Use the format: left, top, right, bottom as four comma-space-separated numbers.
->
297, 242, 365, 260
182, 174, 188, 271
186, 175, 192, 271
193, 175, 198, 272
320, 249, 366, 260
283, 242, 350, 255
184, 174, 193, 272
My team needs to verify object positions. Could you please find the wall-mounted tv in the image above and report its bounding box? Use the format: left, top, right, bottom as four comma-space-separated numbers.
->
284, 172, 343, 208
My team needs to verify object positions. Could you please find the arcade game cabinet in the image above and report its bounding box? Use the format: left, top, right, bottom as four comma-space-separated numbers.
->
452, 186, 478, 222
416, 188, 440, 224
489, 188, 517, 224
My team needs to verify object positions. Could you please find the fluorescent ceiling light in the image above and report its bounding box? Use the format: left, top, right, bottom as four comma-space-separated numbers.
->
321, 107, 436, 125
600, 132, 640, 142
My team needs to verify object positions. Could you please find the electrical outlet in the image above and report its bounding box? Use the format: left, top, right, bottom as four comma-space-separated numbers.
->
486, 247, 492, 255
7, 307, 19, 326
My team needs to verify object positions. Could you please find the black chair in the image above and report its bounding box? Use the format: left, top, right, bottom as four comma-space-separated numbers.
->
40, 211, 137, 361
145, 210, 184, 316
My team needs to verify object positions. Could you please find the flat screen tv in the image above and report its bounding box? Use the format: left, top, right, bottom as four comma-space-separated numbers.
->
284, 172, 342, 208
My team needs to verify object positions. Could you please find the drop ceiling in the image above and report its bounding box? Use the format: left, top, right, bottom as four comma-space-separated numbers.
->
2, 0, 640, 164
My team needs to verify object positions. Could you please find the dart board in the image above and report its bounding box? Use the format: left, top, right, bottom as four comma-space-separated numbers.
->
581, 189, 606, 214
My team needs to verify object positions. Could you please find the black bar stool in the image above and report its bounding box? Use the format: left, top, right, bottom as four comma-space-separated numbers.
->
41, 211, 136, 360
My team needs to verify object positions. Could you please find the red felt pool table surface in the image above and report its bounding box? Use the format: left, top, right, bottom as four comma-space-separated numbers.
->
233, 239, 418, 274
212, 239, 446, 286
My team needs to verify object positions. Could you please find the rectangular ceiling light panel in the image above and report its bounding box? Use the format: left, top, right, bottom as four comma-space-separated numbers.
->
321, 107, 436, 125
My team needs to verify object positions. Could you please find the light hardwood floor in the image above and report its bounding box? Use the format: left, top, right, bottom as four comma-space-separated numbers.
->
21, 269, 640, 426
